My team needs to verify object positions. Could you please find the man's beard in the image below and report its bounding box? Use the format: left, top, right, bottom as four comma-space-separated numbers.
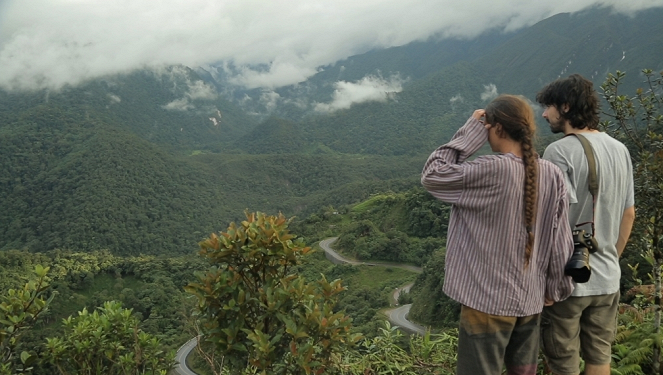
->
547, 118, 565, 134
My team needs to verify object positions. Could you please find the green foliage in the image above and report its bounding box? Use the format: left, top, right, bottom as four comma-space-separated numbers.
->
293, 187, 450, 329
43, 301, 175, 375
0, 63, 423, 257
185, 212, 361, 374
407, 251, 460, 328
327, 265, 415, 331
349, 188, 449, 238
601, 69, 663, 261
0, 249, 205, 374
332, 188, 448, 266
0, 266, 52, 375
613, 257, 663, 375
610, 304, 655, 375
338, 321, 457, 374
600, 69, 663, 373
0, 109, 421, 255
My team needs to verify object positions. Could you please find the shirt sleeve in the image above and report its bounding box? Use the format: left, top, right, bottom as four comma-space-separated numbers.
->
543, 142, 578, 204
624, 147, 635, 209
545, 175, 575, 302
421, 117, 488, 204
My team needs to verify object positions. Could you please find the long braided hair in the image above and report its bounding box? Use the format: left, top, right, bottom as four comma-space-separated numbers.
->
485, 95, 539, 266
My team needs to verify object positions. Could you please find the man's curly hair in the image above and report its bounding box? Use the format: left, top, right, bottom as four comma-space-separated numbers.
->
536, 74, 600, 130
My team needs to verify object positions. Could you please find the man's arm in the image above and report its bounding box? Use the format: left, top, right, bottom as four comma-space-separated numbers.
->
616, 205, 635, 257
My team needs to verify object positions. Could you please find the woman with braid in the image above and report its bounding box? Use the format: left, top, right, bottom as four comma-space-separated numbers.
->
421, 94, 574, 375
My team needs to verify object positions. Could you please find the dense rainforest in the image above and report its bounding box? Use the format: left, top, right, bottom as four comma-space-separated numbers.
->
2, 5, 663, 374
2, 7, 662, 256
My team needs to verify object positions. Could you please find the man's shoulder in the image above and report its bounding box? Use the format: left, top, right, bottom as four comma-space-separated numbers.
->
585, 132, 628, 149
545, 132, 627, 154
546, 135, 580, 149
543, 136, 581, 160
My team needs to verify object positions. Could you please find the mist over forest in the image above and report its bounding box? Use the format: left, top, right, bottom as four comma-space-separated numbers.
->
1, 4, 663, 374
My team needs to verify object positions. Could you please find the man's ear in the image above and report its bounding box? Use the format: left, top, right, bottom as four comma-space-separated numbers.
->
561, 103, 570, 114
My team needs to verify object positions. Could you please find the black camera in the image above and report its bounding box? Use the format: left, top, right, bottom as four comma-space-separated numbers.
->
564, 229, 599, 283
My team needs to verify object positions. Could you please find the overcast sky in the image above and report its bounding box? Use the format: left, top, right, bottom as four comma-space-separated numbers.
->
0, 0, 661, 92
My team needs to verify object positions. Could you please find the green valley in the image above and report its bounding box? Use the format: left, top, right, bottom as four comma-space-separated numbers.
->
2, 5, 663, 374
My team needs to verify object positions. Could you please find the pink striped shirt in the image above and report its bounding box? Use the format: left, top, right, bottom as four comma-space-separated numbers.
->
421, 117, 574, 316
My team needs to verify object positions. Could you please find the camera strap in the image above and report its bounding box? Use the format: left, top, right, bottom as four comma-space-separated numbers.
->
568, 133, 598, 236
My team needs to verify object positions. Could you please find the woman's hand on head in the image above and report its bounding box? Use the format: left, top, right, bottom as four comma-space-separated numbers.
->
472, 109, 486, 121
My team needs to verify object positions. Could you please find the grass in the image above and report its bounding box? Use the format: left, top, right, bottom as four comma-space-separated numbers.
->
342, 265, 417, 293
351, 194, 391, 213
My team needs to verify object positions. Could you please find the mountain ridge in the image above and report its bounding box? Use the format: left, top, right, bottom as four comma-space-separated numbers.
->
1, 6, 662, 255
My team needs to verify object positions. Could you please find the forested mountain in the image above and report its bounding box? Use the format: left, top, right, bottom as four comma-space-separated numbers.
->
236, 7, 663, 155
196, 28, 517, 121
0, 113, 421, 254
1, 6, 662, 256
473, 7, 663, 97
0, 68, 422, 255
201, 7, 663, 124
2, 6, 663, 374
0, 68, 256, 152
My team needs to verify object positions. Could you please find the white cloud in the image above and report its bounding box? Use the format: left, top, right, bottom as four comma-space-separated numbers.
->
260, 90, 281, 111
0, 0, 661, 91
480, 84, 498, 102
314, 74, 404, 113
231, 61, 320, 90
186, 80, 217, 100
449, 94, 464, 104
162, 98, 194, 111
107, 93, 121, 104
157, 68, 218, 111
449, 93, 463, 111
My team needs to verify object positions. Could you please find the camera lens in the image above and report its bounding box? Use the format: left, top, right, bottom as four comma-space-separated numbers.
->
565, 258, 590, 283
565, 230, 592, 283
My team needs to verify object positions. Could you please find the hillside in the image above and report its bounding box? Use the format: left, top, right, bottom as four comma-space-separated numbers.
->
0, 66, 425, 255
475, 7, 663, 98
290, 187, 456, 329
0, 113, 422, 255
239, 63, 489, 155
237, 7, 663, 155
2, 6, 662, 256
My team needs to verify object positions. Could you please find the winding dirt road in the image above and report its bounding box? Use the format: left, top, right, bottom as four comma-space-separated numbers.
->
173, 237, 428, 374
319, 237, 427, 335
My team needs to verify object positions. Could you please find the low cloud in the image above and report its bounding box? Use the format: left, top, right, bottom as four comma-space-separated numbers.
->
107, 93, 121, 104
186, 80, 217, 100
162, 98, 194, 112
230, 61, 320, 90
449, 94, 464, 104
449, 93, 463, 111
314, 74, 404, 113
480, 84, 498, 101
160, 69, 217, 111
260, 90, 281, 111
0, 1, 661, 92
